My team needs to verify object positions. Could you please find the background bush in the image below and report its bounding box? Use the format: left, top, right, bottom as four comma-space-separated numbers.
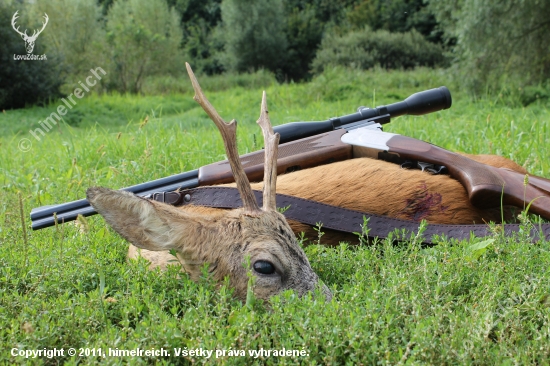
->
105, 0, 185, 93
428, 0, 550, 95
28, 0, 106, 89
4, 0, 549, 107
282, 3, 324, 81
168, 0, 223, 76
217, 0, 288, 77
344, 0, 442, 43
311, 26, 447, 74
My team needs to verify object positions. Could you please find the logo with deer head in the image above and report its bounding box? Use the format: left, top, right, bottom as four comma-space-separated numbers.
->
11, 11, 49, 54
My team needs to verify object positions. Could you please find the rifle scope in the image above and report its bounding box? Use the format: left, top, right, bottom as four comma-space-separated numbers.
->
273, 86, 452, 144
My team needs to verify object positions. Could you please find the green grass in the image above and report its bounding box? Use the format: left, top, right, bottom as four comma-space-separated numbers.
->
1, 67, 550, 365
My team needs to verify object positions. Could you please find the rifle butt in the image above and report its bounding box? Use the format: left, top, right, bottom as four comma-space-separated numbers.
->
386, 135, 550, 220
494, 169, 550, 219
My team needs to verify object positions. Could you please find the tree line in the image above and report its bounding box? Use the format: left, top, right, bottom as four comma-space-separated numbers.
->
1, 0, 548, 109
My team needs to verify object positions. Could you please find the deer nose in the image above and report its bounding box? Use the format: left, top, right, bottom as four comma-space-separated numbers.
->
300, 282, 332, 301
299, 276, 332, 302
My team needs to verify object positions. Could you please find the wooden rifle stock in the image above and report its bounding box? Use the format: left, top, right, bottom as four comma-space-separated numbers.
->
385, 135, 550, 219
199, 130, 352, 185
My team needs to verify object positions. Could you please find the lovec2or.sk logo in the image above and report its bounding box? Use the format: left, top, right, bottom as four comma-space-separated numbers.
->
11, 10, 48, 54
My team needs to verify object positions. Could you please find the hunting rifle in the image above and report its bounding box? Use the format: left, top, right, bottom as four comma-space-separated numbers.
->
31, 86, 450, 229
30, 86, 550, 230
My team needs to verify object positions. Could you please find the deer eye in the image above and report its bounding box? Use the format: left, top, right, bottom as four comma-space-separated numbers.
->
253, 260, 276, 275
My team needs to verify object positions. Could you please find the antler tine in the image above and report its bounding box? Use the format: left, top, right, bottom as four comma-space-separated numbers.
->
257, 91, 280, 211
185, 62, 260, 214
36, 13, 49, 36
11, 11, 26, 37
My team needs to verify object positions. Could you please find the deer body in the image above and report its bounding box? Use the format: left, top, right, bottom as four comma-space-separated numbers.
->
251, 153, 527, 245
130, 153, 527, 268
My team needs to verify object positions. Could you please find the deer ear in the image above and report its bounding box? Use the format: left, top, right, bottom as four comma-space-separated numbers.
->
87, 187, 192, 251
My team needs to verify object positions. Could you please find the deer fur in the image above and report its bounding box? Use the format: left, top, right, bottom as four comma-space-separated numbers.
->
88, 64, 529, 302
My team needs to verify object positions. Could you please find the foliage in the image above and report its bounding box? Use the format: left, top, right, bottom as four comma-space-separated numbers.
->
519, 83, 550, 106
283, 4, 324, 81
1, 68, 550, 364
101, 0, 224, 77
344, 0, 442, 43
218, 0, 288, 76
285, 0, 357, 25
182, 16, 224, 75
311, 26, 447, 74
28, 0, 106, 88
105, 0, 185, 93
140, 69, 277, 95
428, 0, 550, 96
3, 0, 450, 107
216, 0, 442, 81
0, 0, 64, 110
168, 0, 223, 75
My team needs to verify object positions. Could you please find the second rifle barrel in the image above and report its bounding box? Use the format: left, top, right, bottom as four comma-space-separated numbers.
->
30, 169, 199, 222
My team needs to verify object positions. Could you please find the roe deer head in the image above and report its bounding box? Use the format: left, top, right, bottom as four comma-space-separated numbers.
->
87, 63, 331, 302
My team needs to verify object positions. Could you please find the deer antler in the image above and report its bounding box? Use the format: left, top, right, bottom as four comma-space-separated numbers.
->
11, 11, 26, 38
31, 13, 49, 39
186, 63, 261, 214
11, 11, 48, 40
257, 92, 280, 211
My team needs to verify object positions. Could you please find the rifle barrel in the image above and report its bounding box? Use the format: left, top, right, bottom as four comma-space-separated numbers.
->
30, 170, 199, 230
